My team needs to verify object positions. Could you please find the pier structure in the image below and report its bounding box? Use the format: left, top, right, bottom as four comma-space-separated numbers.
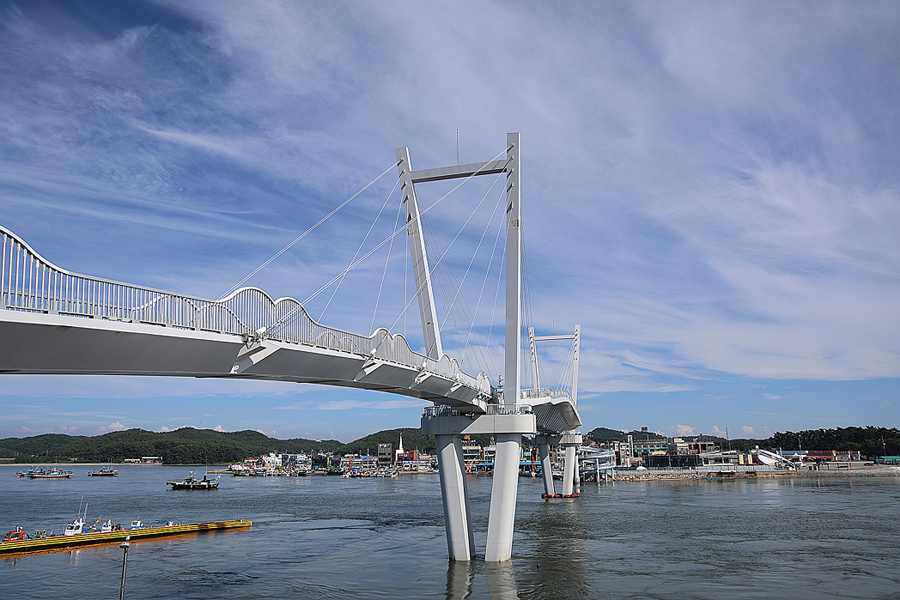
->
529, 325, 582, 497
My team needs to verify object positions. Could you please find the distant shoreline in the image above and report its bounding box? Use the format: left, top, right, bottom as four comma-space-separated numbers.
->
608, 466, 900, 483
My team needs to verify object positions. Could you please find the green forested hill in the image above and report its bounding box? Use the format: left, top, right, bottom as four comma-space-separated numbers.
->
0, 428, 343, 464
585, 427, 667, 442
2, 425, 897, 465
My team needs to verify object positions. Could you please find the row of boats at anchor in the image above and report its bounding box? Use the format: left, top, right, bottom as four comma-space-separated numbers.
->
2, 516, 251, 555
13, 466, 119, 478
3, 500, 169, 543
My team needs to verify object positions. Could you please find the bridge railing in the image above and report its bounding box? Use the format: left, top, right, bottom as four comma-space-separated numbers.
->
0, 226, 489, 394
494, 388, 574, 403
423, 403, 533, 418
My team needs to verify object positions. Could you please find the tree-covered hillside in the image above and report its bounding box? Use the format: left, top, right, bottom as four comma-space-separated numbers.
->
0, 428, 342, 464
2, 425, 897, 465
585, 427, 667, 442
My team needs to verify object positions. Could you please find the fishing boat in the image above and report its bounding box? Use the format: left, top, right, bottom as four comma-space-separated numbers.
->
166, 471, 220, 490
3, 527, 31, 542
64, 501, 91, 536
28, 467, 74, 479
88, 466, 118, 477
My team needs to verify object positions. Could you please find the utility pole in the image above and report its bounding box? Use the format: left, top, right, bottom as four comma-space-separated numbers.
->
119, 535, 130, 600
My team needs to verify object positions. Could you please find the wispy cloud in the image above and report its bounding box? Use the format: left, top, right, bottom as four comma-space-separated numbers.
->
0, 1, 897, 439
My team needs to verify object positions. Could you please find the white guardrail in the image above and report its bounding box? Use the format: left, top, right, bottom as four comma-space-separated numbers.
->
423, 404, 534, 418
0, 226, 489, 395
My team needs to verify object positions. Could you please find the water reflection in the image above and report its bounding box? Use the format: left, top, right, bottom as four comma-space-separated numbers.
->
484, 561, 518, 600
445, 560, 474, 600
445, 560, 519, 600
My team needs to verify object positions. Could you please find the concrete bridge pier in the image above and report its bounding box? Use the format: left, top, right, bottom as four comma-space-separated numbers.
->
534, 434, 560, 497
484, 432, 523, 562
434, 433, 475, 561
574, 456, 581, 494
559, 432, 583, 497
562, 445, 577, 496
423, 407, 536, 562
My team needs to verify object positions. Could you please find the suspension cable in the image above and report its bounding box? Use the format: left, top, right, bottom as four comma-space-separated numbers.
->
371, 191, 404, 335
270, 146, 511, 338
319, 176, 400, 321
485, 240, 507, 376
437, 175, 501, 332
444, 182, 506, 377
218, 160, 400, 300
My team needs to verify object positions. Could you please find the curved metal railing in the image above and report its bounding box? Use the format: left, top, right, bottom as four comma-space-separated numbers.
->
0, 226, 490, 396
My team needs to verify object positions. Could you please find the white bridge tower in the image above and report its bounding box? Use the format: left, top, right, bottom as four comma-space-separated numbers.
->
397, 133, 535, 561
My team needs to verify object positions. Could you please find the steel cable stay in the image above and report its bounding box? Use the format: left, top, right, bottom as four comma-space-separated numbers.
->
457, 193, 507, 380
484, 240, 506, 379
434, 176, 503, 340
424, 220, 489, 375
317, 176, 400, 322
420, 175, 505, 374
268, 146, 510, 342
521, 226, 538, 389
429, 184, 506, 379
218, 160, 400, 301
370, 193, 405, 335
379, 177, 501, 370
558, 350, 574, 396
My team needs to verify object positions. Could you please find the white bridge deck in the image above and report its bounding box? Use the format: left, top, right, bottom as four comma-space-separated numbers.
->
0, 225, 579, 432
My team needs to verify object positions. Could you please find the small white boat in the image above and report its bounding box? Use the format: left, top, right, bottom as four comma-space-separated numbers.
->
63, 517, 85, 536
64, 501, 89, 536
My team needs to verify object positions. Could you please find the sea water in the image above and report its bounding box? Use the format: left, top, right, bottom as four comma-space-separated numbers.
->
1, 465, 899, 599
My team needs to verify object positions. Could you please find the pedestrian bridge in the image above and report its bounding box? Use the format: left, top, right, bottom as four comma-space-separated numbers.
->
0, 224, 579, 432
1, 133, 582, 562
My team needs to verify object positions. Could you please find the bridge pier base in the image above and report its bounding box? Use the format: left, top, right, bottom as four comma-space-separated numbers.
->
435, 434, 475, 561
559, 433, 583, 497
422, 408, 535, 562
561, 446, 576, 496
534, 435, 560, 497
538, 443, 555, 496
484, 433, 522, 562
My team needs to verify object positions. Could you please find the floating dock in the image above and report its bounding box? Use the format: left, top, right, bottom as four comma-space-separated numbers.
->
0, 519, 251, 556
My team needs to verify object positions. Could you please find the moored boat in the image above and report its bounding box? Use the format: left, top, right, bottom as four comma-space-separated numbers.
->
166, 471, 220, 490
3, 527, 31, 542
27, 467, 74, 479
88, 466, 118, 477
0, 520, 251, 555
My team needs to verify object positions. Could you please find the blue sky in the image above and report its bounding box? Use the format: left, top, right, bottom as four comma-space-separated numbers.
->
1, 1, 898, 442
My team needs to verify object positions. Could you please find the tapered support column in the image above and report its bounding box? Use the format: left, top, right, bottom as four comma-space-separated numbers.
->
574, 456, 581, 493
538, 444, 555, 496
485, 433, 522, 562
435, 434, 475, 561
561, 445, 576, 496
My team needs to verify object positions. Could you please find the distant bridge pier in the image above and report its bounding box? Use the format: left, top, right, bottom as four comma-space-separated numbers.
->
559, 432, 583, 497
422, 406, 535, 562
534, 434, 559, 497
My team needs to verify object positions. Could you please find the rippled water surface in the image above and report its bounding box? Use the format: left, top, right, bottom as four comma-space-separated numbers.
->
2, 465, 899, 599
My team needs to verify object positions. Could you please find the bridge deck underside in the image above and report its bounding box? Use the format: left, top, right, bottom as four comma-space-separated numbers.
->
0, 310, 488, 410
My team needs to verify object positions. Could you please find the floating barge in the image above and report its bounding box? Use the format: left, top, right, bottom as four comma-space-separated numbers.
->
0, 519, 250, 556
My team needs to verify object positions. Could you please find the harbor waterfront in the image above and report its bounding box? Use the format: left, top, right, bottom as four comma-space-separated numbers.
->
2, 465, 899, 599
